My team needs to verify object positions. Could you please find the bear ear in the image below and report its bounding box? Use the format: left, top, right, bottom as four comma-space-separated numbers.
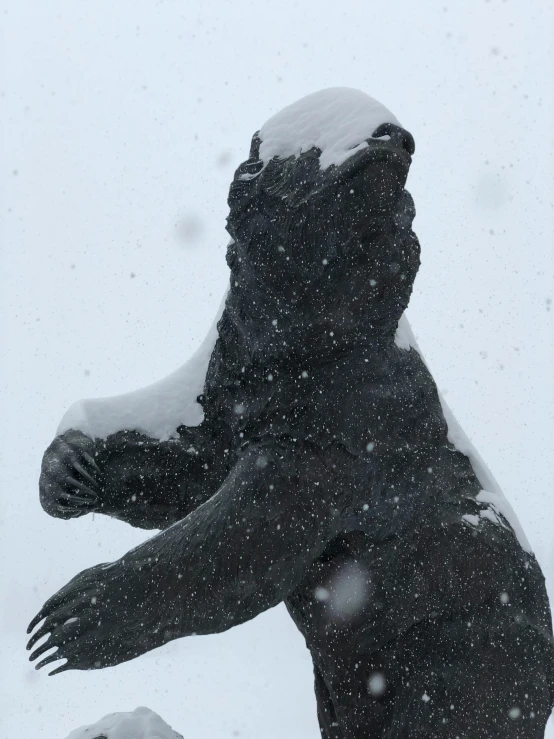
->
249, 132, 262, 160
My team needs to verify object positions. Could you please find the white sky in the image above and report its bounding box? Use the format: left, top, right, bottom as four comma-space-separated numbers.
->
1, 1, 553, 737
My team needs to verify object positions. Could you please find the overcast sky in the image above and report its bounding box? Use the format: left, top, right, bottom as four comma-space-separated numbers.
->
1, 1, 553, 736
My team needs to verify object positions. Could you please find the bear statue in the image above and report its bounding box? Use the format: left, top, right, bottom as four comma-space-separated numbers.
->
27, 88, 554, 738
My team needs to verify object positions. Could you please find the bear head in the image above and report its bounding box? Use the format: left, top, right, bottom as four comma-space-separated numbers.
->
222, 90, 421, 363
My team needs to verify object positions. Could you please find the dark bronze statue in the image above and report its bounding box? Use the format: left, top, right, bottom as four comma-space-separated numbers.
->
28, 90, 554, 738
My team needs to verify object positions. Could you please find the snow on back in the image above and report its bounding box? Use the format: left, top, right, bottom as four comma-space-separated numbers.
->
259, 87, 401, 170
64, 706, 183, 739
58, 292, 226, 441
394, 313, 413, 350
394, 313, 532, 553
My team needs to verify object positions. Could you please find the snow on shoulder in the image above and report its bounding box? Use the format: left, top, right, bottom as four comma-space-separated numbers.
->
57, 293, 226, 441
394, 313, 532, 553
64, 706, 183, 739
259, 87, 401, 170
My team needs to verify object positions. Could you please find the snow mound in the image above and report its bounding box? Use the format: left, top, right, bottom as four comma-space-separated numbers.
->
57, 293, 227, 441
64, 706, 183, 739
395, 314, 532, 552
259, 87, 401, 170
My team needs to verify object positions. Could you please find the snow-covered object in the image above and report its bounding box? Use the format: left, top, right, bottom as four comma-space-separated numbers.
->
258, 87, 400, 170
57, 293, 227, 441
58, 88, 400, 442
57, 292, 531, 554
64, 707, 183, 739
394, 314, 532, 552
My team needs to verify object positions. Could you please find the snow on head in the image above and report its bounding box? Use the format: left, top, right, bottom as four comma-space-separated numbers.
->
259, 87, 401, 170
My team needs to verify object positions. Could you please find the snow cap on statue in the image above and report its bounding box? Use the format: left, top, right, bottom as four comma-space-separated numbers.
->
258, 87, 402, 170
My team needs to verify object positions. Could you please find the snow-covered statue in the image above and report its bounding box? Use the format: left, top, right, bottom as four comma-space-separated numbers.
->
64, 707, 183, 739
28, 88, 554, 738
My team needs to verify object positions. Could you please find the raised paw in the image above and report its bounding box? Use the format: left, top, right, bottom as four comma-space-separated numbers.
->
40, 429, 103, 519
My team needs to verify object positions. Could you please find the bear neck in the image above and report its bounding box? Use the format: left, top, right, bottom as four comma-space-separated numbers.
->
216, 224, 420, 375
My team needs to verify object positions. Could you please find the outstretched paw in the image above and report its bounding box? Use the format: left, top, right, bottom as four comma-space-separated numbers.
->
26, 558, 172, 674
